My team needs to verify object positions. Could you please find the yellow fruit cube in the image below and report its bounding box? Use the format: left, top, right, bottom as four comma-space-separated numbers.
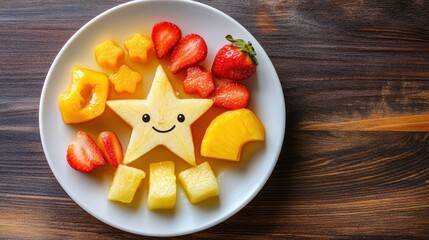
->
201, 109, 265, 161
109, 65, 142, 94
148, 161, 176, 210
124, 34, 153, 63
108, 165, 145, 203
178, 162, 219, 204
94, 40, 124, 70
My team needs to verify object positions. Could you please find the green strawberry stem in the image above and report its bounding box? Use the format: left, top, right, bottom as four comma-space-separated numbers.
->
225, 34, 258, 65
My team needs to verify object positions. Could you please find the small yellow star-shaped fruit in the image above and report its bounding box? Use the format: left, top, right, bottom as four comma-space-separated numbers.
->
94, 40, 124, 71
109, 65, 142, 94
124, 34, 153, 63
107, 65, 213, 166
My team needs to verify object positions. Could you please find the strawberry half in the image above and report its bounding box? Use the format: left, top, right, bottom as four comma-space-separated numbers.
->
211, 35, 258, 81
183, 66, 215, 98
67, 131, 105, 173
212, 82, 250, 110
97, 131, 123, 168
152, 21, 182, 59
169, 33, 207, 74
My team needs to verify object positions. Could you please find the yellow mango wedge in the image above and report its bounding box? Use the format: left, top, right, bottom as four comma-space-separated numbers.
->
201, 108, 265, 161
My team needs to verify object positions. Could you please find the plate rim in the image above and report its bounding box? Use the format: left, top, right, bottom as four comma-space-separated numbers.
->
39, 0, 286, 236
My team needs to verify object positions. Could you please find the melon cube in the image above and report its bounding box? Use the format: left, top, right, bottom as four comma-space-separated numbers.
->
108, 165, 145, 203
178, 162, 219, 204
148, 161, 176, 210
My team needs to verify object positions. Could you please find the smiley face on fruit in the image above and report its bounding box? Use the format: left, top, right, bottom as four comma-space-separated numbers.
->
141, 112, 185, 133
60, 21, 267, 207
107, 65, 213, 166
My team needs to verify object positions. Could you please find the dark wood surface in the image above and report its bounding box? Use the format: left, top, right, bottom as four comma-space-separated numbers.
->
1, 0, 429, 239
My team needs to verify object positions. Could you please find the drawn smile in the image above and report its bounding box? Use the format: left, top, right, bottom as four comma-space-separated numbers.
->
152, 125, 176, 133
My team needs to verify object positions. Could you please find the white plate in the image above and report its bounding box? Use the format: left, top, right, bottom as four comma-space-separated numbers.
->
39, 0, 285, 236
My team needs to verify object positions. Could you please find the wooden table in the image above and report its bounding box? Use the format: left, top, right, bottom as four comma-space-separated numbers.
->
1, 0, 429, 239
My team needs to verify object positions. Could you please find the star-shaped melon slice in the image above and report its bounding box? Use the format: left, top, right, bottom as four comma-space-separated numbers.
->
107, 65, 213, 166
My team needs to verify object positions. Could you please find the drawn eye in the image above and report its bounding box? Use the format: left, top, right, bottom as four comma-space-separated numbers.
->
177, 114, 185, 123
142, 114, 150, 123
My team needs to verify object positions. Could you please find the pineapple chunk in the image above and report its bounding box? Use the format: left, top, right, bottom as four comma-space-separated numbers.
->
108, 165, 145, 203
201, 109, 265, 161
178, 162, 219, 204
148, 161, 176, 210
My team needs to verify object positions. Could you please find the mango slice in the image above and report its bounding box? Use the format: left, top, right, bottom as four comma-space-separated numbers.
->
201, 108, 265, 161
58, 66, 109, 124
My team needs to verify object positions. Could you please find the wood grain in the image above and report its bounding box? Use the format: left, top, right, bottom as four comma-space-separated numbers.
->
1, 0, 429, 239
301, 114, 429, 131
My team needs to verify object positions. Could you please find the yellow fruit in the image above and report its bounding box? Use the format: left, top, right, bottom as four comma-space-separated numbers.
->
178, 162, 219, 204
94, 40, 124, 70
148, 161, 176, 210
107, 65, 213, 166
58, 66, 109, 124
201, 109, 265, 161
109, 65, 142, 94
124, 34, 153, 63
108, 165, 145, 203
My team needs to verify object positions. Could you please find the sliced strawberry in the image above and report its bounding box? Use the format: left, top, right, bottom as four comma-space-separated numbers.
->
212, 82, 250, 110
186, 64, 204, 76
183, 66, 215, 98
67, 131, 105, 173
152, 21, 182, 59
169, 34, 207, 74
97, 131, 123, 168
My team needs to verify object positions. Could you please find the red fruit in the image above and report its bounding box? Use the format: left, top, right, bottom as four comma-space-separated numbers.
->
67, 131, 105, 173
97, 131, 123, 168
169, 34, 207, 74
211, 35, 258, 81
152, 21, 182, 59
183, 66, 215, 98
212, 82, 250, 110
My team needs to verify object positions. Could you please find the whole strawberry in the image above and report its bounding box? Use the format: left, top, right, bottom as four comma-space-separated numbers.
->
211, 35, 258, 81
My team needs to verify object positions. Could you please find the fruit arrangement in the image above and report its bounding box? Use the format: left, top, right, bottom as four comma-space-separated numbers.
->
107, 65, 213, 166
58, 21, 265, 210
